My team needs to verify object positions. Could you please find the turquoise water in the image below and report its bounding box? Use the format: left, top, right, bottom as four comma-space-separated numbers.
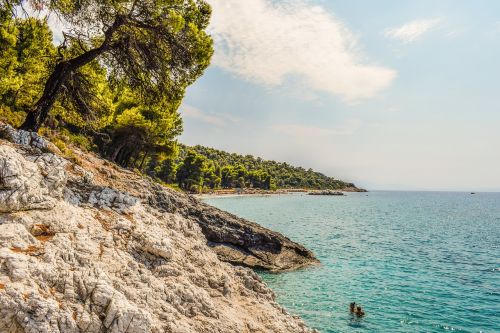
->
204, 192, 500, 333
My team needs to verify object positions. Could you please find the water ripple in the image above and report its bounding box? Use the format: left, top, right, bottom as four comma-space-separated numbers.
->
206, 192, 500, 333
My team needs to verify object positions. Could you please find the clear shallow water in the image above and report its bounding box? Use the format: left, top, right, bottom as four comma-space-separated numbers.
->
204, 192, 500, 333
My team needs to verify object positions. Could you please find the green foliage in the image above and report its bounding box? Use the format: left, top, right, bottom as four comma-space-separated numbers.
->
176, 150, 208, 192
177, 145, 354, 190
12, 18, 55, 108
55, 54, 115, 131
10, 0, 213, 131
0, 9, 202, 171
0, 14, 55, 126
157, 157, 178, 184
0, 105, 24, 127
147, 144, 355, 192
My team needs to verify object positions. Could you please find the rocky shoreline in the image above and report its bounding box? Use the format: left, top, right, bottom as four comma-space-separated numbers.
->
308, 190, 344, 196
196, 186, 366, 198
0, 123, 319, 332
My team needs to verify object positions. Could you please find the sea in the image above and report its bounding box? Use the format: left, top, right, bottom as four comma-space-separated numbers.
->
204, 191, 500, 333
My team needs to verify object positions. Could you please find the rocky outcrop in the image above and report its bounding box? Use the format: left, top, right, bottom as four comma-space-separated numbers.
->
308, 190, 344, 196
342, 186, 367, 192
148, 190, 318, 272
0, 123, 318, 332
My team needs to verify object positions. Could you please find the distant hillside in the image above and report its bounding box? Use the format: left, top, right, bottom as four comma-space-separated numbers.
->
173, 144, 363, 192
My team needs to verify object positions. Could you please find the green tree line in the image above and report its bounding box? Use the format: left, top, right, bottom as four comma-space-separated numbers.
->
144, 144, 355, 193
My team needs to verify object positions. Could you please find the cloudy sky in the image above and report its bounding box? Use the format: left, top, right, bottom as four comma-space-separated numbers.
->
179, 0, 500, 191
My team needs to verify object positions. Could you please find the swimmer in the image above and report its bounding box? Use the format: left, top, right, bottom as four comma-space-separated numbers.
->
355, 306, 365, 317
349, 302, 356, 313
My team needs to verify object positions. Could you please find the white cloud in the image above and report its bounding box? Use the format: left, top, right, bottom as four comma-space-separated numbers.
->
271, 119, 360, 138
207, 0, 396, 102
181, 105, 239, 127
384, 18, 442, 43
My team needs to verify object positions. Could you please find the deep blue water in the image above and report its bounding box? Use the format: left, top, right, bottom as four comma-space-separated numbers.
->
204, 192, 500, 333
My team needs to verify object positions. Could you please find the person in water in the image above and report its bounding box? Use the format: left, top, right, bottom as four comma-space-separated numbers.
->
355, 306, 365, 317
349, 302, 365, 317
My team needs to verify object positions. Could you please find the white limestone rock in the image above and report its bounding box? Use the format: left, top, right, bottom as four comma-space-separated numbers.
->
88, 187, 138, 212
0, 127, 318, 333
0, 123, 47, 150
0, 145, 68, 212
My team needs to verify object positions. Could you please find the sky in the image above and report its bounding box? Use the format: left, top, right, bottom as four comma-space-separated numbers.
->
178, 0, 500, 191
35, 0, 500, 191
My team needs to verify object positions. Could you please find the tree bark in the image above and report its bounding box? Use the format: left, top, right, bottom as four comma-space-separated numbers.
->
20, 62, 71, 131
112, 143, 127, 164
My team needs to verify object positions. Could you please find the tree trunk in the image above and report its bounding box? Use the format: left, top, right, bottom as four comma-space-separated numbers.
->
20, 46, 107, 131
110, 142, 127, 162
19, 16, 124, 132
20, 62, 71, 131
138, 151, 148, 170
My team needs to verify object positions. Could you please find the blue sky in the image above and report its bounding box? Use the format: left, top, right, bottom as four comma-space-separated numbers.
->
180, 0, 500, 191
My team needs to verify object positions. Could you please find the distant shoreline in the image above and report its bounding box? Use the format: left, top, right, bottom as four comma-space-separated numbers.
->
194, 187, 366, 199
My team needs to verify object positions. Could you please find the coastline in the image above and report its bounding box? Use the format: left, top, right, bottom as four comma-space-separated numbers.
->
194, 188, 306, 199
0, 123, 319, 332
195, 187, 367, 199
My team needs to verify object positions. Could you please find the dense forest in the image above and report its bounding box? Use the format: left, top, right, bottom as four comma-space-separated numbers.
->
0, 1, 358, 193
164, 144, 356, 192
138, 143, 357, 192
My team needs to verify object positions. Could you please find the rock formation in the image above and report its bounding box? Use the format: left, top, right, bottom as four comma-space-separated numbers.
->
308, 190, 344, 196
0, 123, 318, 332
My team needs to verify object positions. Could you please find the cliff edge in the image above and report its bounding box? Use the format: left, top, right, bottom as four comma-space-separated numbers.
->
0, 123, 318, 333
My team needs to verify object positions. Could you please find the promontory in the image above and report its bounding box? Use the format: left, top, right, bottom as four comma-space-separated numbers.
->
0, 123, 319, 333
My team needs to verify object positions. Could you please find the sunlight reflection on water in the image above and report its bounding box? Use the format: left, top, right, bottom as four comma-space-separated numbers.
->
205, 192, 500, 333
